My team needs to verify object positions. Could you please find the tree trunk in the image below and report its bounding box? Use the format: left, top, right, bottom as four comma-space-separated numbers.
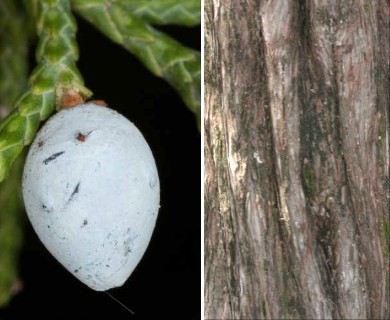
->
204, 1, 389, 319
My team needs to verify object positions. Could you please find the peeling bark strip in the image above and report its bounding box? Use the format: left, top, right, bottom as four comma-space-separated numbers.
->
205, 1, 389, 319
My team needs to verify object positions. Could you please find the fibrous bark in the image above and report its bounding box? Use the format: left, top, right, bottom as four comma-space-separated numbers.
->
204, 0, 389, 319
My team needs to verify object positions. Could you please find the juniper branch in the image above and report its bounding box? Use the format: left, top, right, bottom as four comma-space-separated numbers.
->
0, 0, 92, 182
72, 0, 200, 127
116, 0, 200, 26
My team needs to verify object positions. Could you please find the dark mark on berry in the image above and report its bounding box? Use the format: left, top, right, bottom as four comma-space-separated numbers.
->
81, 219, 88, 228
76, 131, 93, 142
62, 183, 80, 209
42, 203, 52, 213
77, 132, 86, 142
71, 182, 80, 197
43, 151, 65, 165
67, 182, 80, 204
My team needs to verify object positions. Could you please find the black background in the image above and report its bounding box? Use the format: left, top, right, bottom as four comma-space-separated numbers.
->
0, 16, 200, 320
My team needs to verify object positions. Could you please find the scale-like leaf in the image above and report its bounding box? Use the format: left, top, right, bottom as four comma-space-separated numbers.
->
72, 0, 201, 127
117, 0, 200, 27
0, 0, 91, 183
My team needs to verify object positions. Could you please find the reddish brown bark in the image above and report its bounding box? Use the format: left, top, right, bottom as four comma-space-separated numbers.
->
204, 1, 389, 319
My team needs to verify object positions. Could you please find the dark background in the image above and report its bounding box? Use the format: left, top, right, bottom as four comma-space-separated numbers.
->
0, 16, 200, 320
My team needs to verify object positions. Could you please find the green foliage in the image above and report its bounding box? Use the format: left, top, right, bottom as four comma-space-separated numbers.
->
119, 0, 200, 26
0, 3, 28, 105
0, 154, 24, 307
0, 0, 91, 183
0, 0, 28, 307
72, 0, 201, 125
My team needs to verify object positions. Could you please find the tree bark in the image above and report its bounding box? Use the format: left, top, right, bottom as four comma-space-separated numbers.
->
204, 1, 389, 319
